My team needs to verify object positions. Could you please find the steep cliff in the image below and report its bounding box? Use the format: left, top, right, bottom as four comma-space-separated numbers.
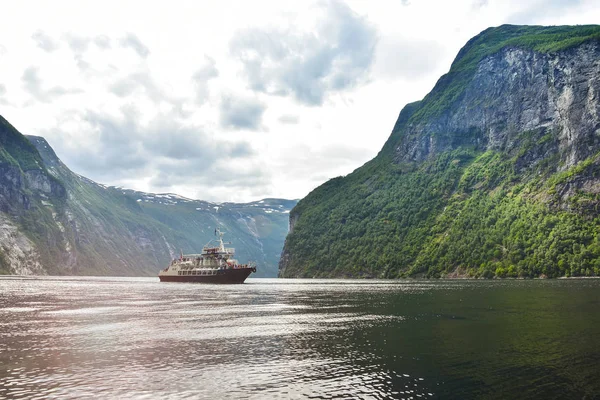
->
0, 120, 295, 276
279, 25, 600, 279
0, 117, 68, 275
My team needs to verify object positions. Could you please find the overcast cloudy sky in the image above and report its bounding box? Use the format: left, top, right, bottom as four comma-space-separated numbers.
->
1, 0, 599, 202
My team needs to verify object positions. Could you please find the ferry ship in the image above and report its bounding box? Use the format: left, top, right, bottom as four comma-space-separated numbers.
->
158, 229, 256, 284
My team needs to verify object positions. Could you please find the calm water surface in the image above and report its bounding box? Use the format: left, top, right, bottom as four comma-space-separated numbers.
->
0, 277, 599, 399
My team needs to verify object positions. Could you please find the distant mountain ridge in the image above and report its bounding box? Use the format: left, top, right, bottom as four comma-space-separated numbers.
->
0, 117, 295, 277
279, 25, 600, 279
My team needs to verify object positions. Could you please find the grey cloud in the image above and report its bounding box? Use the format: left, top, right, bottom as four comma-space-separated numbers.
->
94, 35, 111, 49
110, 71, 164, 101
63, 33, 92, 71
150, 162, 269, 192
110, 79, 137, 97
508, 0, 583, 23
196, 165, 270, 187
32, 30, 59, 52
21, 66, 82, 103
43, 106, 256, 192
110, 72, 159, 98
108, 70, 186, 113
192, 56, 219, 104
230, 0, 377, 106
78, 110, 146, 173
64, 33, 91, 52
278, 114, 299, 124
374, 37, 447, 79
219, 95, 266, 131
226, 142, 254, 158
120, 33, 150, 58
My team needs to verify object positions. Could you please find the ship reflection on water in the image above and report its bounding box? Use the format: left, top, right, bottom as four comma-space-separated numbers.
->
1, 277, 599, 399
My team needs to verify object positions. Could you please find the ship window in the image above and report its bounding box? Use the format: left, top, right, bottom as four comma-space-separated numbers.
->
178, 271, 181, 276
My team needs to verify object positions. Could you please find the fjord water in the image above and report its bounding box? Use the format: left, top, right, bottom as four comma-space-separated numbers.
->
1, 278, 599, 399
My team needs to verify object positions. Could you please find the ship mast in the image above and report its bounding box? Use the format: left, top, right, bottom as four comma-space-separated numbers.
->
216, 228, 226, 252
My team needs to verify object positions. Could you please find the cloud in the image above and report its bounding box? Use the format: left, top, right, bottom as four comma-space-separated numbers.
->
64, 33, 91, 53
278, 114, 299, 124
21, 66, 82, 103
109, 71, 162, 100
230, 0, 377, 106
120, 33, 150, 58
32, 30, 60, 52
63, 33, 93, 71
93, 35, 112, 49
108, 69, 188, 112
219, 95, 266, 131
192, 56, 219, 104
373, 37, 447, 80
150, 162, 269, 192
0, 84, 7, 105
42, 105, 257, 195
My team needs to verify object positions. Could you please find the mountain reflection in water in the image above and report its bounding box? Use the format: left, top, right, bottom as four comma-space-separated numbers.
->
1, 277, 599, 399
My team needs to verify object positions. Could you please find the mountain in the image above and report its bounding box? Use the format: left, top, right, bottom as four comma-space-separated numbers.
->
279, 25, 600, 279
0, 116, 295, 277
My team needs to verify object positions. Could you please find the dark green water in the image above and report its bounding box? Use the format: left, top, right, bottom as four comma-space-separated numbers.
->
0, 277, 599, 399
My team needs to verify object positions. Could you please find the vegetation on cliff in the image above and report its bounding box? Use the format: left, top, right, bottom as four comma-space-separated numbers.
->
0, 116, 45, 171
280, 25, 600, 279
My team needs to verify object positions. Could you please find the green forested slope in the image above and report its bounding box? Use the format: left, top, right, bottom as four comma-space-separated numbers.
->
283, 147, 600, 278
280, 25, 600, 278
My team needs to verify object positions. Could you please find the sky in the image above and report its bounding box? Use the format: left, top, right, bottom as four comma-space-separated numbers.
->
1, 0, 599, 203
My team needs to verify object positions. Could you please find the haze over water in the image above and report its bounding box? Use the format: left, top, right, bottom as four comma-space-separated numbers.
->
1, 277, 599, 399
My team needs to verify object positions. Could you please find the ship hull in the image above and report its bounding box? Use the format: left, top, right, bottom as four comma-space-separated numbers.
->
159, 267, 254, 284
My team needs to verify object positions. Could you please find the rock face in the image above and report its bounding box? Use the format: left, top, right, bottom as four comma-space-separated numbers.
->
395, 43, 600, 168
279, 25, 600, 279
0, 216, 45, 275
0, 121, 295, 277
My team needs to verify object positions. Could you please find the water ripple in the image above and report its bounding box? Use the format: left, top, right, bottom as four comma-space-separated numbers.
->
1, 277, 600, 399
